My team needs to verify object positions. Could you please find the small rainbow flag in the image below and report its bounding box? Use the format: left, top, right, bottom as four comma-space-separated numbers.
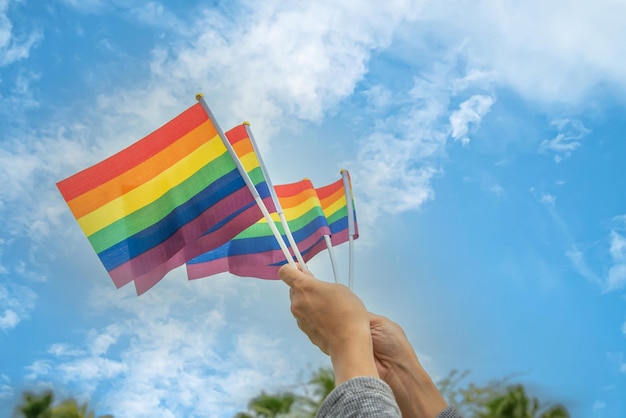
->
186, 178, 330, 280
57, 102, 271, 294
316, 170, 359, 246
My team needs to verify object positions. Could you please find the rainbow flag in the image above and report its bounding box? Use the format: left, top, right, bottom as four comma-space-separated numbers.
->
57, 102, 272, 294
129, 121, 277, 294
316, 171, 359, 246
186, 178, 330, 280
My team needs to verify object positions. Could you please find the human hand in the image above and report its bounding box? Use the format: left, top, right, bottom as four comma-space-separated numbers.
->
369, 313, 417, 382
279, 265, 378, 385
369, 313, 448, 418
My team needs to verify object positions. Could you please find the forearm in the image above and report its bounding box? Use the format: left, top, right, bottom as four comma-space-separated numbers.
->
385, 353, 448, 418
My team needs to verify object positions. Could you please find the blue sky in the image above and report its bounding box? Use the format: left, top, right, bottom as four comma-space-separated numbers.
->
1, 0, 625, 416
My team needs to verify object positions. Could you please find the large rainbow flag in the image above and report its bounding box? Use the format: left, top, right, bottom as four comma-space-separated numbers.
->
129, 121, 278, 294
57, 102, 273, 294
186, 178, 330, 280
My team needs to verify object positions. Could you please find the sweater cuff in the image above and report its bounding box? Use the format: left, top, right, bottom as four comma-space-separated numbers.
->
317, 376, 400, 417
437, 405, 462, 418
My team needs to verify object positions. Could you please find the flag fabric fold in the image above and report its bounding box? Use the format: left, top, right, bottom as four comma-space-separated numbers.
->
186, 178, 331, 280
57, 102, 272, 294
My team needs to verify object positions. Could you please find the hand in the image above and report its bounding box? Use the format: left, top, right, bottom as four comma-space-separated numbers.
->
369, 313, 448, 418
369, 313, 416, 382
279, 265, 378, 385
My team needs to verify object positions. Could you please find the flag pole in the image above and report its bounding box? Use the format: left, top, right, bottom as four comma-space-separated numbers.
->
196, 94, 297, 270
244, 123, 308, 271
323, 235, 339, 283
341, 169, 355, 289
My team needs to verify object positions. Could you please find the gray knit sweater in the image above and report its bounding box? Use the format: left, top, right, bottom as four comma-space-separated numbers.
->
317, 376, 461, 418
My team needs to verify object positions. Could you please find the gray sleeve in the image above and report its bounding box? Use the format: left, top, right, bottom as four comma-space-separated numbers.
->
437, 405, 463, 418
316, 376, 401, 417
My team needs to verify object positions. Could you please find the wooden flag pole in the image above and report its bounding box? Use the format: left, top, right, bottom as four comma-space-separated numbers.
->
196, 94, 297, 270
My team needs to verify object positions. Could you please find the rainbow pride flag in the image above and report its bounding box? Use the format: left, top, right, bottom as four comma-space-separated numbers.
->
316, 171, 359, 246
129, 121, 277, 294
186, 178, 330, 280
57, 102, 272, 294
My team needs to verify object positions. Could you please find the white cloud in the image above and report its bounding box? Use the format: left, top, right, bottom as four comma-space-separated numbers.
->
540, 193, 556, 206
449, 94, 494, 144
0, 283, 37, 331
0, 0, 42, 66
593, 400, 605, 412
24, 359, 52, 380
489, 184, 505, 196
58, 357, 127, 383
568, 217, 626, 292
539, 119, 590, 162
56, 0, 107, 14
418, 0, 626, 104
352, 67, 454, 222
23, 274, 316, 418
606, 231, 626, 292
363, 84, 394, 110
0, 309, 18, 330
0, 374, 12, 403
566, 249, 602, 288
138, 1, 421, 136
88, 324, 122, 356
48, 343, 85, 358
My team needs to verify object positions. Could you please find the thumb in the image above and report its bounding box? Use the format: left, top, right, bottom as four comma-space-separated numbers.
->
278, 264, 300, 287
278, 264, 303, 287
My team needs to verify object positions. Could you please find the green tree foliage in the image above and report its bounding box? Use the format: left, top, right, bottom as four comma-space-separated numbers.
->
478, 384, 569, 418
238, 367, 570, 418
234, 391, 298, 418
439, 370, 570, 418
235, 367, 335, 418
16, 391, 54, 418
14, 390, 113, 418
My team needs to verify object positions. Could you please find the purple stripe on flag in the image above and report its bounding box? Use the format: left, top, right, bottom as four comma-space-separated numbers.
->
109, 187, 260, 288
132, 201, 268, 295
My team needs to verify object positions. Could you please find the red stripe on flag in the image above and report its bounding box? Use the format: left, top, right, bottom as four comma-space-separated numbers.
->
57, 103, 208, 201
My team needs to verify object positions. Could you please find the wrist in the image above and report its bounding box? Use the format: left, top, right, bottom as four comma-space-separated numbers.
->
329, 328, 379, 386
384, 353, 447, 418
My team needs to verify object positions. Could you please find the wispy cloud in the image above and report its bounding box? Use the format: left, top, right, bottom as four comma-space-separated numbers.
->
449, 94, 494, 145
352, 60, 498, 224
26, 276, 308, 417
592, 400, 606, 415
353, 72, 448, 221
540, 193, 556, 206
0, 0, 42, 66
0, 282, 37, 332
56, 0, 107, 14
607, 352, 626, 375
606, 230, 626, 292
567, 215, 626, 293
566, 249, 603, 288
539, 119, 590, 163
419, 0, 626, 104
0, 374, 12, 403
